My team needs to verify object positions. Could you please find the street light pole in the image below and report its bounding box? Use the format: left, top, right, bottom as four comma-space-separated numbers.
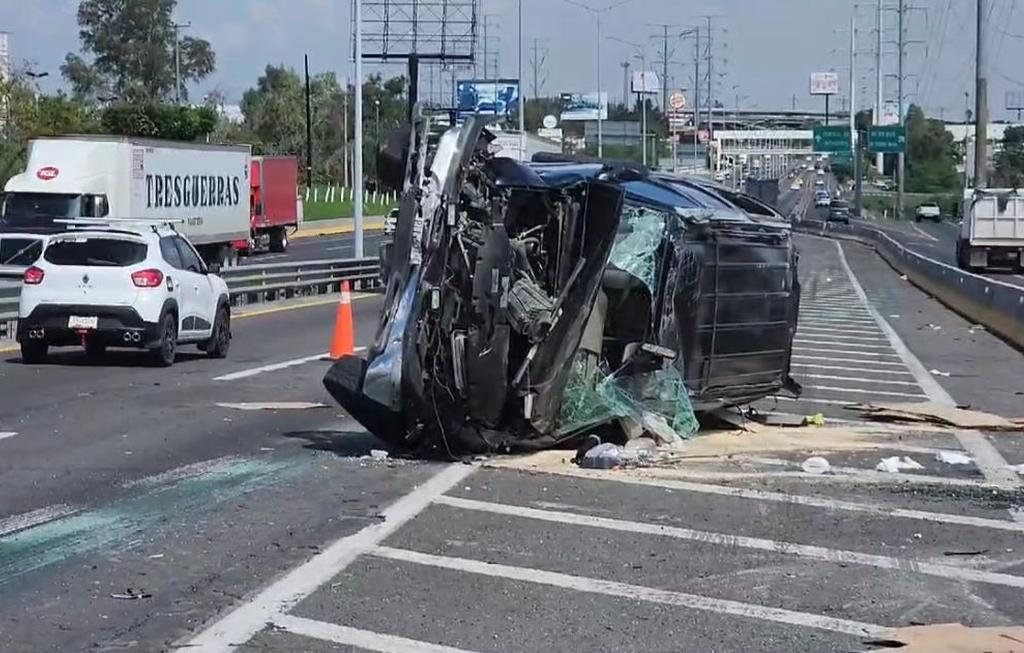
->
519, 0, 526, 159
597, 14, 604, 157
354, 0, 364, 258
374, 99, 381, 179
172, 21, 191, 104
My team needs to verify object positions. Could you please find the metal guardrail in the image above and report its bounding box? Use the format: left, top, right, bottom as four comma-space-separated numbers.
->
794, 218, 1024, 350
0, 257, 382, 342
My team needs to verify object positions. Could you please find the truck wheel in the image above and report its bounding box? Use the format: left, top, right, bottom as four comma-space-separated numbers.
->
149, 313, 177, 367
204, 306, 231, 358
20, 341, 48, 364
269, 228, 289, 253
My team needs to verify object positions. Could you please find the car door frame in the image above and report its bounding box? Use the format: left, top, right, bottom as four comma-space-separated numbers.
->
158, 236, 189, 335
172, 236, 215, 340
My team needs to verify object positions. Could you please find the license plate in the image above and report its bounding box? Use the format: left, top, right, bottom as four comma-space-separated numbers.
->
68, 316, 98, 329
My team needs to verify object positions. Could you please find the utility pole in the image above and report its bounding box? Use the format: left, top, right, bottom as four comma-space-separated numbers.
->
531, 39, 548, 101
660, 24, 670, 111
342, 81, 349, 188
896, 0, 905, 219
304, 54, 313, 188
518, 0, 525, 156
852, 11, 864, 218
974, 0, 988, 188
693, 27, 701, 165
618, 62, 626, 107
875, 0, 884, 172
172, 21, 191, 104
706, 16, 714, 138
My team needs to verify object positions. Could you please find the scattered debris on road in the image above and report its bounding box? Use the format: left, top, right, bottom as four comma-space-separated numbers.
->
110, 588, 152, 600
935, 450, 974, 465
800, 456, 831, 474
866, 623, 1024, 652
875, 456, 925, 473
851, 401, 1024, 431
325, 113, 802, 455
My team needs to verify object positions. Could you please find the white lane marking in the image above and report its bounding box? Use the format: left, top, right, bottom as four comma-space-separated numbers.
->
798, 325, 884, 336
180, 464, 477, 652
793, 362, 916, 377
373, 546, 886, 638
796, 333, 888, 343
796, 373, 921, 387
0, 504, 80, 538
0, 431, 17, 441
212, 349, 365, 381
804, 384, 928, 399
795, 346, 902, 359
911, 224, 941, 242
800, 316, 882, 326
834, 241, 1022, 493
518, 470, 1024, 533
791, 354, 907, 367
272, 615, 481, 653
794, 338, 896, 350
435, 496, 1024, 589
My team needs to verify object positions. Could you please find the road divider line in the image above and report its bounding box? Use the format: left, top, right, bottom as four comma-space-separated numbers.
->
791, 354, 907, 367
795, 373, 921, 387
911, 224, 941, 242
0, 431, 17, 441
803, 384, 928, 399
434, 496, 1024, 589
0, 504, 80, 538
271, 615, 481, 653
212, 348, 365, 381
797, 326, 884, 336
794, 338, 896, 350
792, 363, 916, 377
371, 546, 887, 638
796, 332, 888, 343
794, 346, 903, 359
503, 470, 1024, 532
180, 464, 476, 653
235, 294, 375, 320
834, 240, 1023, 494
745, 456, 984, 487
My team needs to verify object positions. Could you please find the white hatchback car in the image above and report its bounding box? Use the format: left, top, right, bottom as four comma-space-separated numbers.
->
17, 221, 231, 366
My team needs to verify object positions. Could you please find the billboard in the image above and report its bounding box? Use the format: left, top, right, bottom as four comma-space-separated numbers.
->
809, 72, 839, 96
632, 71, 661, 95
879, 101, 900, 126
455, 79, 521, 119
559, 92, 609, 121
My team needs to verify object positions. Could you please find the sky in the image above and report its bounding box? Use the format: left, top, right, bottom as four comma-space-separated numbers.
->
2, 0, 1023, 121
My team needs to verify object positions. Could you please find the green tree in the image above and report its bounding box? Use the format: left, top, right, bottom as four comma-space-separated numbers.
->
62, 0, 215, 102
994, 126, 1024, 187
100, 104, 217, 140
904, 104, 959, 193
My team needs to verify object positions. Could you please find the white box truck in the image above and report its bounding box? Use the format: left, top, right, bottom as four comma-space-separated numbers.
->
956, 189, 1024, 272
1, 136, 251, 267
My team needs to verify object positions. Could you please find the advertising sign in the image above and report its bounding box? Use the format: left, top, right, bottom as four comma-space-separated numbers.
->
631, 71, 661, 95
809, 72, 840, 96
669, 91, 687, 110
559, 92, 609, 121
879, 101, 900, 126
456, 79, 521, 118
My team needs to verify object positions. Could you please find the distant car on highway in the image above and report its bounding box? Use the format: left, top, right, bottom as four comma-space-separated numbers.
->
915, 202, 942, 223
827, 199, 851, 225
814, 178, 824, 187
17, 220, 231, 366
814, 190, 831, 207
790, 181, 802, 191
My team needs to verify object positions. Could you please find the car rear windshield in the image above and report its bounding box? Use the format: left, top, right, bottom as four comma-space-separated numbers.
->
43, 238, 148, 267
831, 201, 849, 209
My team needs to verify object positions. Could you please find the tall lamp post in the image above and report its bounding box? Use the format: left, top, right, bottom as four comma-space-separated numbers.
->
172, 21, 191, 104
563, 0, 635, 157
374, 99, 381, 179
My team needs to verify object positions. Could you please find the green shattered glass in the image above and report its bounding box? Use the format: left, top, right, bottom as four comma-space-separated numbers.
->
608, 207, 666, 292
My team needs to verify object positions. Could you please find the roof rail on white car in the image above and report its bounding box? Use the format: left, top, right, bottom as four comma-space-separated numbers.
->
53, 218, 185, 233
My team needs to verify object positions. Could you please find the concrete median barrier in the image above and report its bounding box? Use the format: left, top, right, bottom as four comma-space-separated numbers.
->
794, 218, 1024, 351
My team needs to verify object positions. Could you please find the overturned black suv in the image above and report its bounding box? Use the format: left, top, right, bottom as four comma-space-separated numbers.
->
325, 115, 801, 454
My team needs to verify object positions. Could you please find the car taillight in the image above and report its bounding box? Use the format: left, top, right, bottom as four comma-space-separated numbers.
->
24, 266, 45, 285
131, 268, 164, 288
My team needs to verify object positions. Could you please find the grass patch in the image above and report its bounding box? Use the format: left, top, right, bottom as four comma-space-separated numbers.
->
303, 199, 397, 221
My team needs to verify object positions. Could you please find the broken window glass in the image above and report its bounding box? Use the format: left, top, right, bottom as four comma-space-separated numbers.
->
608, 206, 666, 293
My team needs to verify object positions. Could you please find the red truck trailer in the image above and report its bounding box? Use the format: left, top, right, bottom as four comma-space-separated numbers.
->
240, 156, 299, 255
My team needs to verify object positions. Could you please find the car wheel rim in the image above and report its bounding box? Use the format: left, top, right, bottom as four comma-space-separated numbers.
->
164, 322, 175, 359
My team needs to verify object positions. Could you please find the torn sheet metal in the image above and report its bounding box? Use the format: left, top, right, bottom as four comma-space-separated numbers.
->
324, 108, 801, 455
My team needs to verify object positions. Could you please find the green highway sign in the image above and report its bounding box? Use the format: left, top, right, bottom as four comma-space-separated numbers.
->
868, 125, 907, 153
813, 125, 851, 152
830, 151, 854, 164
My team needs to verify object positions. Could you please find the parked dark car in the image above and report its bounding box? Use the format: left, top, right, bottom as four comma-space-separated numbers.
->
325, 117, 801, 454
828, 199, 851, 224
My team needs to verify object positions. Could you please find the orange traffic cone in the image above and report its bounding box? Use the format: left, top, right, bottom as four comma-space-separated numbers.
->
330, 281, 355, 359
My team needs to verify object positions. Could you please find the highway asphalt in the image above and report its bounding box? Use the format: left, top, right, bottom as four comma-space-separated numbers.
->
240, 230, 385, 266
4, 191, 1024, 652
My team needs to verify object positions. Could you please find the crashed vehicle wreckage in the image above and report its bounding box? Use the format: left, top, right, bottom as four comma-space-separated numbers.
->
324, 113, 802, 455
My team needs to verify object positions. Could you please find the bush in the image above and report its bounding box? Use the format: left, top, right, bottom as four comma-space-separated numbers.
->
101, 104, 218, 141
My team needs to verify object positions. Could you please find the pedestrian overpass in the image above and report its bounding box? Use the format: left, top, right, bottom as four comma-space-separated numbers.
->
709, 129, 816, 179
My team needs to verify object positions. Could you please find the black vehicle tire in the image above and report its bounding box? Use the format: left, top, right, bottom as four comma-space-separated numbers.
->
20, 341, 48, 364
204, 306, 231, 359
149, 313, 177, 367
269, 227, 289, 253
914, 216, 922, 223
85, 340, 107, 359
